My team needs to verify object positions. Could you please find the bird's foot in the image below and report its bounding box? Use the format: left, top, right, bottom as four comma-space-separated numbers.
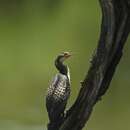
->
80, 80, 84, 86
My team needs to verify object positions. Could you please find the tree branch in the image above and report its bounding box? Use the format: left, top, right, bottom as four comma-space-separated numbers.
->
47, 0, 130, 130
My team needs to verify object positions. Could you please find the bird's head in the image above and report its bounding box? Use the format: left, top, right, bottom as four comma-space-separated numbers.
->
57, 52, 71, 63
55, 52, 71, 75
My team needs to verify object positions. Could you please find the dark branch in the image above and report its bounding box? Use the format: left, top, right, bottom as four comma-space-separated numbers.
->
46, 0, 130, 130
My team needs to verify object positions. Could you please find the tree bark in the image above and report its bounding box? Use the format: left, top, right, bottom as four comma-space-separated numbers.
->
47, 0, 130, 130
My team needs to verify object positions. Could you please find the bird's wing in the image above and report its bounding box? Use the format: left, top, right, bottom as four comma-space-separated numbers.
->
47, 73, 70, 99
46, 74, 60, 99
46, 73, 70, 114
53, 73, 70, 101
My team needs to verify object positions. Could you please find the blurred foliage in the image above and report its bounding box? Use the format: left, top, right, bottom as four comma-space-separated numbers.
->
0, 0, 130, 130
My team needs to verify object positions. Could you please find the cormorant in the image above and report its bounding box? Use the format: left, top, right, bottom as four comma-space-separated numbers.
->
46, 52, 71, 130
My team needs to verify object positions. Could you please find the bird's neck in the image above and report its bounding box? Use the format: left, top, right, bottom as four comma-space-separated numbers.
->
55, 60, 68, 76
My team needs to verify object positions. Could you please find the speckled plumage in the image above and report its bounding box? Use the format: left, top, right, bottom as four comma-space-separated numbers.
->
47, 73, 70, 101
46, 73, 70, 122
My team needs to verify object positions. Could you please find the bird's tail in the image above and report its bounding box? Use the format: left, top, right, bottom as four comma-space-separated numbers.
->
47, 116, 64, 130
47, 121, 60, 130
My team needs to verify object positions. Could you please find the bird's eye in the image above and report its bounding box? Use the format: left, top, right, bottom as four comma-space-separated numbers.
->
64, 53, 67, 56
63, 52, 69, 56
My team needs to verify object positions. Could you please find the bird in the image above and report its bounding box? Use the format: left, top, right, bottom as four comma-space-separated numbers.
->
46, 52, 71, 130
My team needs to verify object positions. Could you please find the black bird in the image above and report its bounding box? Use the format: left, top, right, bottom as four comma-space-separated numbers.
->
46, 52, 71, 129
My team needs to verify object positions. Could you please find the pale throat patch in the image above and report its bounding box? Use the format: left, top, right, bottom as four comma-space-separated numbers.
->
67, 67, 70, 82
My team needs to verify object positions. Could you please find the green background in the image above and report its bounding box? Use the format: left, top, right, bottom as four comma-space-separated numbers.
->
0, 0, 130, 130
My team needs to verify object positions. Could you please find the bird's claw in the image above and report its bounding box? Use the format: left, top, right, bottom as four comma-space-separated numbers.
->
80, 81, 84, 86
